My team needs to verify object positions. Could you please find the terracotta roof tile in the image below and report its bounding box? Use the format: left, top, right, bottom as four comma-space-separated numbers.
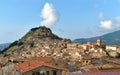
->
16, 57, 62, 73
89, 68, 99, 72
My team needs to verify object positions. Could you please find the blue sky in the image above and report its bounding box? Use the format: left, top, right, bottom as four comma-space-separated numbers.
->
0, 0, 120, 43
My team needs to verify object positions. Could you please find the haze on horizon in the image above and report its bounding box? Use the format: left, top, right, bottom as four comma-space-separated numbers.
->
0, 0, 120, 43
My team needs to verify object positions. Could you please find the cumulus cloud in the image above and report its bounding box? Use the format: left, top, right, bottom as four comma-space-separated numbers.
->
99, 12, 113, 30
40, 2, 59, 28
98, 12, 120, 30
100, 20, 112, 30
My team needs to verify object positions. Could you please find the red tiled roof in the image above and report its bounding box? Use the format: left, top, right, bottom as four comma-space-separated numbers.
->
16, 57, 62, 73
81, 67, 99, 73
89, 68, 99, 72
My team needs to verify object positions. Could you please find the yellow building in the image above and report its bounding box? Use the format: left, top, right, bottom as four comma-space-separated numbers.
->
81, 55, 91, 66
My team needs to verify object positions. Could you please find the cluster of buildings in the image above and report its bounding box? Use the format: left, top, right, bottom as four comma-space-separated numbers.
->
1, 39, 120, 75
0, 57, 65, 75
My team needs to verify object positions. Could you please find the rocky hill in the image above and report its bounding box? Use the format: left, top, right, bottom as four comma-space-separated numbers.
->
0, 26, 71, 58
74, 30, 120, 45
0, 26, 112, 70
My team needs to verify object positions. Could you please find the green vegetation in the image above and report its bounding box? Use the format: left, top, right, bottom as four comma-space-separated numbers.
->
4, 46, 18, 55
18, 41, 24, 46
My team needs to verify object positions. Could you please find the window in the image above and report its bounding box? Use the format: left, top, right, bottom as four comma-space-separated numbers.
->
32, 72, 40, 75
86, 60, 88, 63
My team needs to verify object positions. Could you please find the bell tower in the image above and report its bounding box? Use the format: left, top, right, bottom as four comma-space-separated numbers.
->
97, 39, 101, 46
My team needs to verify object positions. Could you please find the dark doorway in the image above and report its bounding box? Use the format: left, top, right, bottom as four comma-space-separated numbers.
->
47, 71, 49, 75
53, 70, 57, 75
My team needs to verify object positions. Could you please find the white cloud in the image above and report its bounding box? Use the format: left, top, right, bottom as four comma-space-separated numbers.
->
98, 12, 120, 30
40, 2, 59, 28
100, 20, 112, 30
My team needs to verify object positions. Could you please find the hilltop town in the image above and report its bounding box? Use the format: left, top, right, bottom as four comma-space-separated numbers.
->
0, 26, 120, 75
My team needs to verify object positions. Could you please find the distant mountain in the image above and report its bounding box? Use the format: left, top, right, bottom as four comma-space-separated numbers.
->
74, 30, 120, 45
0, 43, 10, 51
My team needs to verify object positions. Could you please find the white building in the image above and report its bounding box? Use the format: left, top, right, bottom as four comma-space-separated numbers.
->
106, 45, 117, 51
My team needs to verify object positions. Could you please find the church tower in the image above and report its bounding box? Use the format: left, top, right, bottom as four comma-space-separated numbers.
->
97, 39, 102, 46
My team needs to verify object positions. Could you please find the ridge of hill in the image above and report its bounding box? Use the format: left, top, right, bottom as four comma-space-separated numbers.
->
0, 43, 10, 51
74, 30, 120, 45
